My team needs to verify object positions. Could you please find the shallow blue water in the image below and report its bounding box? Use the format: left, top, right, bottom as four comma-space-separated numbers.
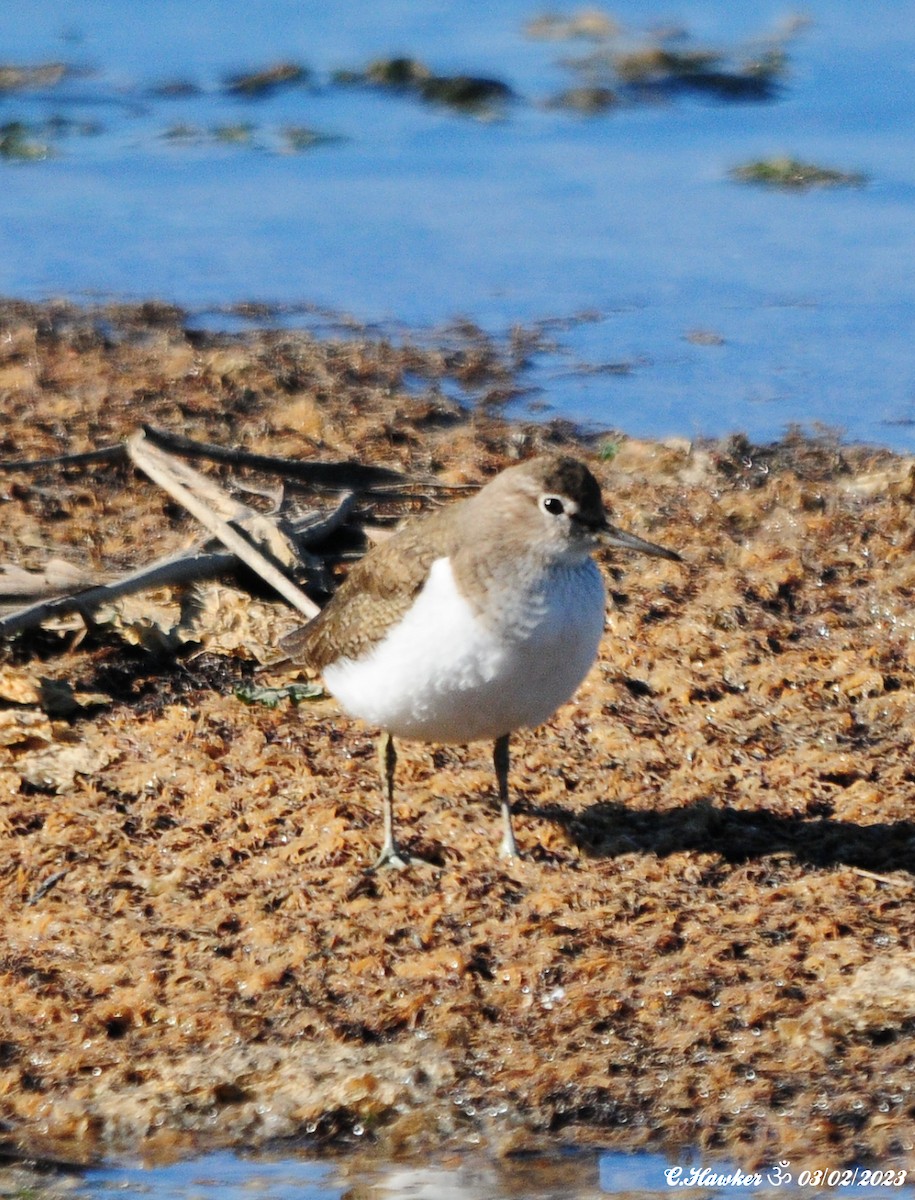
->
36, 1148, 915, 1199
76, 1149, 341, 1199
2, 1, 915, 448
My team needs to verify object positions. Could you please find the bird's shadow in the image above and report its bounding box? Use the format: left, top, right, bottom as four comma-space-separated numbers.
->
521, 796, 915, 876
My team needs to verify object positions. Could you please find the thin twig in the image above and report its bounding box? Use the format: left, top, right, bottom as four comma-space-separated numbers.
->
851, 867, 912, 888
142, 425, 405, 491
290, 491, 358, 542
28, 869, 68, 905
0, 444, 127, 472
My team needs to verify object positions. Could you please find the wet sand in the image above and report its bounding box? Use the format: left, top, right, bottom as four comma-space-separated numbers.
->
1, 302, 913, 1170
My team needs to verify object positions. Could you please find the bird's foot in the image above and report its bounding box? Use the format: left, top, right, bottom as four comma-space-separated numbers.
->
498, 831, 521, 861
369, 840, 434, 871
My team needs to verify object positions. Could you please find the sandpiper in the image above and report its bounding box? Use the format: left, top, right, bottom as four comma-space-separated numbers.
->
282, 454, 680, 867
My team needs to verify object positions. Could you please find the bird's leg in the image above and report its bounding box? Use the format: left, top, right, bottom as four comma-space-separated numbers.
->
494, 733, 520, 859
370, 732, 413, 870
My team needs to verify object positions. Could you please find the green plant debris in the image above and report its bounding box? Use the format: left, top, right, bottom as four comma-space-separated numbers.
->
614, 46, 720, 82
163, 123, 202, 142
162, 123, 341, 154
419, 75, 513, 109
363, 56, 432, 87
162, 121, 202, 141
212, 123, 256, 145
685, 328, 726, 346
0, 115, 102, 161
598, 439, 620, 462
599, 44, 783, 98
282, 125, 344, 152
544, 17, 796, 106
0, 122, 51, 160
224, 62, 311, 97
235, 681, 325, 707
730, 156, 868, 190
150, 79, 202, 98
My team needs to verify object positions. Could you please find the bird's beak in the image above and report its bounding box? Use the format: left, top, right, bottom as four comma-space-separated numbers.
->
601, 521, 682, 563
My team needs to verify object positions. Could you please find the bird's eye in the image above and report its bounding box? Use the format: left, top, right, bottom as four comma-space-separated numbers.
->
542, 495, 565, 516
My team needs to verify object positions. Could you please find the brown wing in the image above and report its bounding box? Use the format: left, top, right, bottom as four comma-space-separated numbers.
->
279, 506, 459, 669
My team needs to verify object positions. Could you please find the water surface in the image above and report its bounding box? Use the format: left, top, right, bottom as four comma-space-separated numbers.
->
8, 1149, 915, 1200
2, 1, 914, 448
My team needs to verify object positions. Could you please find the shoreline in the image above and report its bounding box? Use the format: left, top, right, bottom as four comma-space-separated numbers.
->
1, 301, 914, 1170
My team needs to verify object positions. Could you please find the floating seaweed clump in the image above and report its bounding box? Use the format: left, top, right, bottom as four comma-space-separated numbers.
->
730, 156, 868, 190
149, 78, 202, 98
0, 117, 101, 161
212, 123, 257, 145
529, 10, 799, 110
0, 121, 50, 160
560, 42, 786, 103
161, 122, 340, 155
526, 10, 620, 41
618, 45, 785, 98
224, 62, 311, 97
361, 56, 432, 88
0, 62, 71, 92
334, 56, 513, 114
546, 85, 618, 113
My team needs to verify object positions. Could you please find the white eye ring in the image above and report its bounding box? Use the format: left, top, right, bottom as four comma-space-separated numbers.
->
541, 495, 565, 516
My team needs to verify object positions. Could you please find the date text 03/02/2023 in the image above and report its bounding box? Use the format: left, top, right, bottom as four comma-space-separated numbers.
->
664, 1165, 909, 1189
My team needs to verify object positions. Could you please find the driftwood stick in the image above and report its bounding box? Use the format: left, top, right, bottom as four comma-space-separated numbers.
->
135, 436, 254, 522
0, 444, 127, 472
127, 431, 319, 620
0, 549, 239, 638
0, 487, 358, 639
142, 425, 404, 491
0, 428, 461, 505
0, 559, 92, 600
0, 432, 413, 640
0, 428, 402, 493
288, 491, 358, 542
128, 441, 302, 571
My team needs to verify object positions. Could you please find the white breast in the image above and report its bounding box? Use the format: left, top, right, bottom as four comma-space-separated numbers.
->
323, 555, 605, 744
